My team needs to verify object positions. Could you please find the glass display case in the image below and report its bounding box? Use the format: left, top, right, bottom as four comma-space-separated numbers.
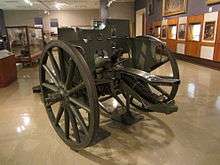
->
168, 25, 177, 39
188, 23, 202, 41
6, 26, 44, 65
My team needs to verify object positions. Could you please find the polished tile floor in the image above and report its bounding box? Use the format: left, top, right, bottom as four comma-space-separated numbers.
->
0, 61, 220, 165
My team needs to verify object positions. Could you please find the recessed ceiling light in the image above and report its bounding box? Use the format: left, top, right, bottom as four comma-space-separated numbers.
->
24, 0, 33, 6
44, 10, 50, 15
55, 2, 67, 10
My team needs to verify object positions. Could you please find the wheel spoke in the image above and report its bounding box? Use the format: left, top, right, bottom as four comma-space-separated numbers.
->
48, 51, 61, 81
64, 108, 70, 138
45, 92, 62, 106
43, 65, 59, 86
42, 82, 59, 92
65, 60, 75, 88
67, 82, 85, 96
150, 58, 169, 71
124, 92, 130, 112
70, 105, 89, 137
58, 48, 67, 82
67, 107, 81, 142
69, 97, 90, 113
55, 103, 65, 126
114, 95, 125, 107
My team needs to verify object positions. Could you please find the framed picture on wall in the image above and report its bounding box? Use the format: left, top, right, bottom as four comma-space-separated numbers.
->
178, 24, 186, 40
203, 21, 215, 41
207, 0, 220, 5
34, 17, 43, 28
50, 18, 59, 27
163, 0, 188, 16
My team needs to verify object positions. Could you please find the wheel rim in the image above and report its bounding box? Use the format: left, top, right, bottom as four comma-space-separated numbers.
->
39, 40, 99, 150
130, 36, 180, 107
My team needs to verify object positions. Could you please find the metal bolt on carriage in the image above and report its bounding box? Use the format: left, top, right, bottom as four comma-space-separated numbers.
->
38, 19, 180, 151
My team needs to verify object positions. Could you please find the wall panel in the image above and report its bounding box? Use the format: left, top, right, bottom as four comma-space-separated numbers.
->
214, 43, 220, 61
167, 39, 177, 52
200, 46, 215, 60
167, 18, 178, 52
185, 41, 201, 57
215, 12, 220, 44
4, 10, 100, 30
177, 43, 185, 54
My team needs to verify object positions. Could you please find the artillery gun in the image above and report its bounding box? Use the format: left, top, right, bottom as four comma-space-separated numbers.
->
39, 19, 180, 151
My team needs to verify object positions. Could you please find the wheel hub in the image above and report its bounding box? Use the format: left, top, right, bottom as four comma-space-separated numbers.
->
60, 88, 68, 99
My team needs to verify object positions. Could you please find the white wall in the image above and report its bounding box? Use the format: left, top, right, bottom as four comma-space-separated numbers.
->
4, 10, 100, 30
4, 3, 135, 33
109, 2, 135, 35
109, 2, 134, 23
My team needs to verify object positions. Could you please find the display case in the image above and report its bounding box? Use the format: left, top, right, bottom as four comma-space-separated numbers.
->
168, 25, 177, 39
188, 23, 202, 41
200, 12, 219, 61
185, 14, 204, 57
202, 12, 218, 43
6, 26, 44, 65
176, 17, 187, 55
166, 18, 178, 52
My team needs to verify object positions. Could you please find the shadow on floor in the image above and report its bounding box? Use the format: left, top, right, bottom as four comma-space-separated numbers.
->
79, 112, 175, 165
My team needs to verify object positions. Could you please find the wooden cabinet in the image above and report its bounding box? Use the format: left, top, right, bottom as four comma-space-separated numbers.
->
152, 13, 220, 65
0, 53, 17, 87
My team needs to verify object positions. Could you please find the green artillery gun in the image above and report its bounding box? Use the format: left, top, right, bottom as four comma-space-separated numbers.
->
38, 19, 180, 151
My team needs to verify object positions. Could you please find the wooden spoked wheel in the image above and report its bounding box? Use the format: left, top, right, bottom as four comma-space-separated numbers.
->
130, 36, 180, 109
39, 40, 99, 151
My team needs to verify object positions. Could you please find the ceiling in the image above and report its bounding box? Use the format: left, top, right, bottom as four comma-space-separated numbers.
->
0, 0, 134, 10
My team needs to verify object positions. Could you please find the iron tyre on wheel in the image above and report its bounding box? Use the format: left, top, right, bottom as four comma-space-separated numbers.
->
39, 40, 99, 151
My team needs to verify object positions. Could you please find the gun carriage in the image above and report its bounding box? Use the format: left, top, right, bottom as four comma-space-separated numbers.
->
39, 19, 180, 151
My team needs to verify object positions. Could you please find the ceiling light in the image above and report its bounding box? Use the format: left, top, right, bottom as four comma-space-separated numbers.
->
55, 2, 67, 10
24, 0, 33, 6
44, 10, 50, 15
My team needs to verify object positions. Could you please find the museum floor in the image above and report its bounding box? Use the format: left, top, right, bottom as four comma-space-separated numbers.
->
0, 60, 220, 165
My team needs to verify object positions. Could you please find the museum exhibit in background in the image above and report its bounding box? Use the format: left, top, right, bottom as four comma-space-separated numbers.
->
162, 0, 188, 16
135, 0, 220, 65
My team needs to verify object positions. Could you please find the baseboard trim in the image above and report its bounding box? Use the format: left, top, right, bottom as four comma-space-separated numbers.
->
174, 54, 220, 71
